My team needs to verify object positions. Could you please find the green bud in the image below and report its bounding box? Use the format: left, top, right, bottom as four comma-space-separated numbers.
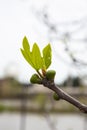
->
30, 74, 41, 84
46, 70, 56, 80
53, 93, 60, 100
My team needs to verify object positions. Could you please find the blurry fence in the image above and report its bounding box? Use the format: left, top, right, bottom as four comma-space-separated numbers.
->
0, 83, 87, 130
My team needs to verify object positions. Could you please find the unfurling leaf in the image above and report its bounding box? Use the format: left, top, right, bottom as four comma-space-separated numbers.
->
22, 36, 30, 53
32, 43, 43, 70
20, 37, 44, 71
43, 44, 52, 69
20, 37, 52, 74
20, 48, 35, 68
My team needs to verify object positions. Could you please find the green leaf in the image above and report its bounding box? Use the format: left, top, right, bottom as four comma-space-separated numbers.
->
42, 44, 52, 69
20, 37, 52, 71
22, 36, 30, 53
20, 48, 35, 69
32, 43, 43, 70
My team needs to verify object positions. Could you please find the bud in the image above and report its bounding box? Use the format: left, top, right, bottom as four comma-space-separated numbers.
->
30, 74, 41, 84
46, 70, 56, 80
53, 93, 60, 100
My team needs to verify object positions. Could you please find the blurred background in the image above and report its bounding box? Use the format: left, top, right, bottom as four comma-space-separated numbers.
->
0, 0, 87, 130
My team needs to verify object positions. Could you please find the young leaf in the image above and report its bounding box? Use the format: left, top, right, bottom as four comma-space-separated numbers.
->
20, 37, 36, 70
42, 44, 52, 69
20, 37, 52, 72
20, 48, 35, 68
22, 36, 30, 53
32, 43, 43, 70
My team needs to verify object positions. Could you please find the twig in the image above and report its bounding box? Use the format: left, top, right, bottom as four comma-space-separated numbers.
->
42, 78, 87, 113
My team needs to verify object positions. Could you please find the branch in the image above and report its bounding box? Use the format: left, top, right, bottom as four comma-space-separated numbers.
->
42, 78, 87, 113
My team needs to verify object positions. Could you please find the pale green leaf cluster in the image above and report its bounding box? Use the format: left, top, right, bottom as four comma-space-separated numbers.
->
20, 36, 52, 71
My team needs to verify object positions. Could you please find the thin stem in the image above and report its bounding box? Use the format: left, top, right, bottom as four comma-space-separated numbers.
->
52, 85, 87, 113
42, 78, 87, 113
36, 70, 44, 79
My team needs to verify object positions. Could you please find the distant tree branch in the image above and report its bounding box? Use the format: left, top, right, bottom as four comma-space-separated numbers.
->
34, 9, 87, 67
42, 78, 87, 113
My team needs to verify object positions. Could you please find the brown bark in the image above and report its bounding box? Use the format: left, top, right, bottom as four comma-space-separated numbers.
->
42, 78, 87, 113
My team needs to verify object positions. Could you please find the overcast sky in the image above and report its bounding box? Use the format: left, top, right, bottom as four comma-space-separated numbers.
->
0, 0, 87, 83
